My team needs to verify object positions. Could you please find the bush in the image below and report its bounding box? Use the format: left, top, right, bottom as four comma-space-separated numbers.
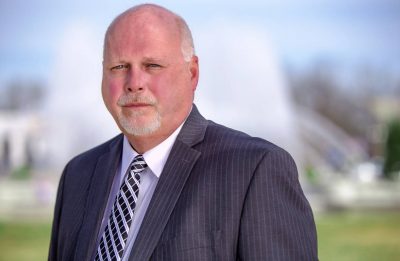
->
383, 119, 400, 179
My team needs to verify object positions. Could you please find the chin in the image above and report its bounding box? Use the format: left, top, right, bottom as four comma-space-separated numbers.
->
118, 115, 161, 137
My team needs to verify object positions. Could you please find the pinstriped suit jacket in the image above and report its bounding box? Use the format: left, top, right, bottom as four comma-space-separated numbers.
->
49, 105, 318, 260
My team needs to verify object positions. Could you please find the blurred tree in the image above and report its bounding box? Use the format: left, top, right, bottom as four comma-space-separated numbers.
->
287, 60, 400, 160
383, 119, 400, 179
0, 79, 45, 111
289, 61, 376, 141
0, 134, 11, 175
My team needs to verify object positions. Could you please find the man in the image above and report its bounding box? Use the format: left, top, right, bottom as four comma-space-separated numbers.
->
49, 4, 317, 261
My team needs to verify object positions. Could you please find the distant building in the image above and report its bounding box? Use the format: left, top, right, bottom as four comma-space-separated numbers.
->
0, 112, 45, 175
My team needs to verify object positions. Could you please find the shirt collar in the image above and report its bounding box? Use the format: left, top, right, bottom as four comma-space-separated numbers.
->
121, 122, 185, 178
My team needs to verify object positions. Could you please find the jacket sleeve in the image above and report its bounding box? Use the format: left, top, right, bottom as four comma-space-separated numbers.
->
238, 148, 318, 260
48, 166, 67, 261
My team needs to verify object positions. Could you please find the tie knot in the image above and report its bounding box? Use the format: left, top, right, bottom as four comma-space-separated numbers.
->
130, 154, 148, 173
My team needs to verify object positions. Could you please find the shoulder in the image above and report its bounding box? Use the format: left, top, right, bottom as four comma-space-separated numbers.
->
201, 121, 295, 167
58, 134, 123, 194
65, 134, 123, 170
205, 120, 287, 154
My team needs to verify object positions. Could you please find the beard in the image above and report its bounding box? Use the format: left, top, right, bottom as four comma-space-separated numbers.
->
116, 94, 161, 136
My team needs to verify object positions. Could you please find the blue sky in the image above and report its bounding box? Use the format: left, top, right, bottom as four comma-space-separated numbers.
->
1, 0, 399, 86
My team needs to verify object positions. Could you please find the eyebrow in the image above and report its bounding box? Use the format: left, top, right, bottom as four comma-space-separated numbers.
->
142, 57, 166, 63
104, 56, 169, 66
104, 59, 128, 65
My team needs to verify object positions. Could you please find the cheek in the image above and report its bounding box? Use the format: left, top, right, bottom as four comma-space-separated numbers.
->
103, 80, 123, 105
152, 80, 178, 109
155, 75, 190, 109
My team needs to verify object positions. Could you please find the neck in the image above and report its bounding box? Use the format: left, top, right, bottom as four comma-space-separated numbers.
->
125, 132, 171, 154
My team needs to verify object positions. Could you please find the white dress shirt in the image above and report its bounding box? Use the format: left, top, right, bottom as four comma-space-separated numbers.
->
96, 123, 184, 260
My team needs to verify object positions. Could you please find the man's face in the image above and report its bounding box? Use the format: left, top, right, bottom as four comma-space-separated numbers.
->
102, 12, 198, 139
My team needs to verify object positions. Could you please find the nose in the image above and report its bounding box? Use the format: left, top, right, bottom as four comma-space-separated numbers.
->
125, 67, 145, 93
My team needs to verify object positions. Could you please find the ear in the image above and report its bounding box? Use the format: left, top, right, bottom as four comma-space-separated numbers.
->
189, 55, 199, 91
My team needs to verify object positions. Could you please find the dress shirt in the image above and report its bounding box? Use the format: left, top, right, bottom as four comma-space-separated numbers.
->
95, 123, 184, 261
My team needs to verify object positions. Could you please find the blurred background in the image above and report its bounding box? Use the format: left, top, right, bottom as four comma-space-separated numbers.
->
1, 0, 399, 260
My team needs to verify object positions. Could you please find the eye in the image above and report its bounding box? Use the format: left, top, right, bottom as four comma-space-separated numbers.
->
146, 63, 162, 69
110, 64, 129, 71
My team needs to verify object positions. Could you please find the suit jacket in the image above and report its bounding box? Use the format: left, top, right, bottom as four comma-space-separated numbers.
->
48, 105, 318, 260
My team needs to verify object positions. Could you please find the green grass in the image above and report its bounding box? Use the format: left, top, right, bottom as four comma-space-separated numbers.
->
317, 212, 400, 260
0, 212, 399, 260
0, 221, 51, 261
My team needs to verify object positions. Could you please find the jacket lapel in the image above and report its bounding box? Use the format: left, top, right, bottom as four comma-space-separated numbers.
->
129, 105, 208, 260
74, 135, 123, 261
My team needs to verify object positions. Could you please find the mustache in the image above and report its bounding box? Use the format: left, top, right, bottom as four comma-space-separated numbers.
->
117, 94, 157, 106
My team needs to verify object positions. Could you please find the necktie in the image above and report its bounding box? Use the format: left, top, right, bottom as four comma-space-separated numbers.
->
95, 155, 147, 261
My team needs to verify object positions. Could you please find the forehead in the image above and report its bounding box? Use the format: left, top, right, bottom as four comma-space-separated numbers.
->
104, 10, 182, 58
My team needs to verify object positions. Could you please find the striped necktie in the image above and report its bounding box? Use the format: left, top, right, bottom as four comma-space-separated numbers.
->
95, 154, 147, 261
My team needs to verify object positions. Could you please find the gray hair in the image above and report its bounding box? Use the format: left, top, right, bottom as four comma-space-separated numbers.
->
174, 12, 195, 61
